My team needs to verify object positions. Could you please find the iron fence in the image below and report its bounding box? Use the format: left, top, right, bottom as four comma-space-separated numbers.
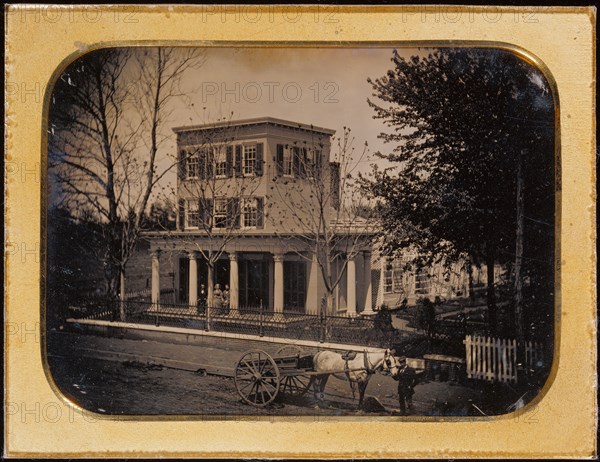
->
71, 299, 404, 348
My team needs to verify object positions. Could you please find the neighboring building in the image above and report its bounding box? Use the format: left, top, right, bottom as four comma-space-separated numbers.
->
140, 117, 492, 316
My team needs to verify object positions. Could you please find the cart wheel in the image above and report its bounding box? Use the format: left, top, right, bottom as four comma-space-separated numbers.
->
234, 349, 280, 407
279, 374, 313, 397
275, 345, 304, 357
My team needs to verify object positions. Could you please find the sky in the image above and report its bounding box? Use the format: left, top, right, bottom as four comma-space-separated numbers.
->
50, 46, 425, 212
155, 47, 420, 182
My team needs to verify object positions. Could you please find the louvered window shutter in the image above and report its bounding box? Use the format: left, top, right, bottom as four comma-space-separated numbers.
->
235, 145, 242, 177
276, 144, 284, 176
178, 149, 186, 180
206, 149, 214, 179
226, 145, 233, 177
255, 143, 263, 176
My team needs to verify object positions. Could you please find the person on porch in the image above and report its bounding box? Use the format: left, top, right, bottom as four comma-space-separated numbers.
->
222, 284, 230, 315
213, 284, 223, 314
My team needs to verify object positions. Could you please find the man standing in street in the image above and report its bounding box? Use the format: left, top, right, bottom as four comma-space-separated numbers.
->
394, 356, 417, 415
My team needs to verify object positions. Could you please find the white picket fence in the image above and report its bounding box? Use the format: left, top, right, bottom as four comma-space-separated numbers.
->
464, 335, 544, 383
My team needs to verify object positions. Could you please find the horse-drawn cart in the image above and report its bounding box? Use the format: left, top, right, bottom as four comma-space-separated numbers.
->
234, 346, 317, 406
234, 345, 399, 407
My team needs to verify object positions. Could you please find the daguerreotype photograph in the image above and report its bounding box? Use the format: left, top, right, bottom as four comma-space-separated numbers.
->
45, 46, 556, 418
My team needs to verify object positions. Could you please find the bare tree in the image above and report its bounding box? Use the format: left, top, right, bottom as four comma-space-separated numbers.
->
49, 47, 205, 320
265, 127, 376, 316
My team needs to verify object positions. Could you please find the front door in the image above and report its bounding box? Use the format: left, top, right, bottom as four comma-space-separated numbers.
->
239, 258, 268, 310
284, 260, 307, 313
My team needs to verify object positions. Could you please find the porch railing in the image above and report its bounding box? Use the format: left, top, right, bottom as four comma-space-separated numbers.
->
69, 299, 404, 348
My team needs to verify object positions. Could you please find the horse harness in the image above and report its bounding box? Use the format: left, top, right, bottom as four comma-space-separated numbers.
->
341, 350, 378, 375
341, 350, 377, 399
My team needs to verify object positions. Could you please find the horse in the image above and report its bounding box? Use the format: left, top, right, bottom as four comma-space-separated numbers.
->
311, 348, 400, 409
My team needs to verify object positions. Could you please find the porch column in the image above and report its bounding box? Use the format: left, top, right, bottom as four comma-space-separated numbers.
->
362, 250, 375, 315
151, 249, 161, 308
229, 252, 239, 313
188, 251, 198, 307
273, 253, 284, 314
376, 254, 386, 308
347, 254, 357, 316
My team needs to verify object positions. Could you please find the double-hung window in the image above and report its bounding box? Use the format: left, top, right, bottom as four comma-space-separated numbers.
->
215, 147, 227, 178
282, 146, 293, 176
392, 268, 403, 293
186, 200, 199, 228
242, 197, 258, 228
243, 145, 256, 176
384, 263, 394, 294
186, 152, 200, 179
214, 198, 228, 228
383, 260, 407, 294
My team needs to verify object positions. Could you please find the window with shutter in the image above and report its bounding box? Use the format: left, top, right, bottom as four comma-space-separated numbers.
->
235, 145, 242, 177
215, 147, 227, 178
186, 200, 199, 228
178, 149, 186, 181
255, 143, 263, 176
186, 150, 200, 179
214, 198, 228, 228
198, 197, 212, 228
283, 146, 293, 176
276, 144, 284, 176
226, 145, 233, 177
292, 146, 301, 177
241, 197, 258, 228
198, 147, 212, 180
226, 198, 240, 229
243, 145, 257, 176
311, 148, 322, 179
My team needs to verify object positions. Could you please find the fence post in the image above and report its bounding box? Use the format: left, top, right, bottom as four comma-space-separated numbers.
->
205, 304, 211, 332
155, 300, 160, 327
319, 310, 325, 343
259, 300, 264, 337
465, 335, 472, 379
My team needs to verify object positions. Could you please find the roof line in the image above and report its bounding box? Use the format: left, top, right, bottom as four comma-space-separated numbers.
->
172, 116, 336, 136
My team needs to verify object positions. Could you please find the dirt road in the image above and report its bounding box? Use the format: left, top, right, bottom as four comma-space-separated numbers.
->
46, 330, 494, 417
48, 355, 401, 417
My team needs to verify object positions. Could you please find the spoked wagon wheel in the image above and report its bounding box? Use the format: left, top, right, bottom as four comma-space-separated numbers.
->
275, 345, 313, 397
279, 373, 313, 397
275, 344, 304, 357
234, 349, 280, 407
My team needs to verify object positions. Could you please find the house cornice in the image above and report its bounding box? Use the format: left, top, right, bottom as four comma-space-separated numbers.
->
172, 116, 336, 137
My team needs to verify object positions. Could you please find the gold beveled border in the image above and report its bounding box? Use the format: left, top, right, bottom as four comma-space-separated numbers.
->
5, 4, 595, 458
39, 40, 561, 424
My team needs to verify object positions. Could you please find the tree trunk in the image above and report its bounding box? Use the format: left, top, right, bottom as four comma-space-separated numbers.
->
206, 262, 214, 330
119, 268, 126, 322
485, 244, 497, 335
467, 257, 475, 303
514, 149, 526, 367
325, 290, 335, 316
104, 260, 120, 320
